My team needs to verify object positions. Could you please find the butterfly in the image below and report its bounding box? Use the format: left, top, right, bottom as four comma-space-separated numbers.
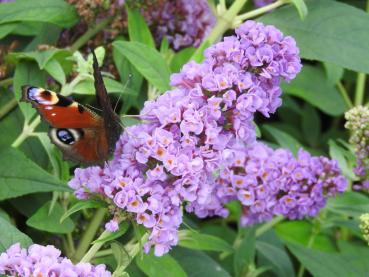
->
20, 50, 123, 165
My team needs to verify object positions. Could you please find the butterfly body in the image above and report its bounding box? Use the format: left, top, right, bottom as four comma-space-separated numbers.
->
21, 52, 122, 164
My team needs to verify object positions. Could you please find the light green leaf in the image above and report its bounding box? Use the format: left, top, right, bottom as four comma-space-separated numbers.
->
113, 41, 171, 92
234, 227, 255, 276
44, 59, 66, 85
178, 230, 233, 252
170, 47, 196, 73
127, 8, 155, 48
93, 222, 130, 244
290, 0, 308, 19
27, 201, 75, 234
0, 0, 78, 27
0, 217, 32, 252
282, 65, 345, 116
73, 77, 137, 96
60, 199, 107, 223
260, 0, 369, 73
136, 252, 186, 277
328, 140, 356, 180
0, 148, 70, 201
0, 23, 17, 39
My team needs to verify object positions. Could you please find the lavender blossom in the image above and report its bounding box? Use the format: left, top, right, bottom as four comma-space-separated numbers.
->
0, 243, 111, 277
69, 20, 305, 256
211, 142, 347, 225
139, 0, 216, 50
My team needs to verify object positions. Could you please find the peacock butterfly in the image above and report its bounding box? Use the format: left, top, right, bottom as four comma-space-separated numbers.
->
20, 50, 123, 165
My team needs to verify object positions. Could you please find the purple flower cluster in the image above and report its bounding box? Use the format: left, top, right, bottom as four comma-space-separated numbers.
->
345, 106, 369, 190
0, 243, 111, 276
215, 142, 347, 225
69, 21, 346, 256
140, 0, 216, 50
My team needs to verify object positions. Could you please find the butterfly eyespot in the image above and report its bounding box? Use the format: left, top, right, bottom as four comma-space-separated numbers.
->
56, 129, 77, 145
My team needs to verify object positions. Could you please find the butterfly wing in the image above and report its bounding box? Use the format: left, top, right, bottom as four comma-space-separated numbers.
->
91, 50, 123, 155
21, 86, 110, 164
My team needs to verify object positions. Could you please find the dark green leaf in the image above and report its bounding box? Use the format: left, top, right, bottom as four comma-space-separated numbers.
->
0, 217, 32, 252
301, 104, 320, 147
113, 41, 171, 92
234, 227, 255, 276
171, 247, 231, 277
27, 201, 75, 234
127, 8, 155, 48
256, 241, 294, 277
178, 230, 233, 252
326, 191, 369, 217
60, 199, 107, 223
136, 252, 186, 277
0, 0, 78, 27
328, 140, 356, 180
324, 62, 344, 85
282, 65, 345, 116
260, 0, 369, 73
262, 124, 303, 155
0, 148, 70, 201
287, 242, 363, 277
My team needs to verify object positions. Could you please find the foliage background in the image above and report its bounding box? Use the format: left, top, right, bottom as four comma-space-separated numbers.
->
1, 0, 369, 276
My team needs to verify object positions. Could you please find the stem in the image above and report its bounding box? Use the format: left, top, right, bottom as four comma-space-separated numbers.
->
192, 0, 248, 61
355, 73, 366, 106
73, 208, 107, 261
11, 116, 41, 148
255, 215, 284, 237
0, 97, 17, 120
0, 77, 13, 87
80, 230, 111, 263
94, 249, 113, 258
235, 0, 288, 22
67, 233, 76, 257
70, 17, 113, 53
337, 82, 353, 109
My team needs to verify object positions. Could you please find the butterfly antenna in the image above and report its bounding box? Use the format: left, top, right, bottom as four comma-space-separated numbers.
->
114, 74, 132, 112
85, 104, 102, 112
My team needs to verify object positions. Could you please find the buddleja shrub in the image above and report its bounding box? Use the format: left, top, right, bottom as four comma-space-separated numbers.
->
0, 0, 369, 277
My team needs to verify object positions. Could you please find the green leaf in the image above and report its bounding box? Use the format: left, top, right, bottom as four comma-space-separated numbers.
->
0, 217, 32, 252
178, 230, 233, 252
136, 252, 186, 277
93, 222, 130, 244
281, 65, 345, 116
328, 140, 356, 180
111, 241, 131, 277
290, 0, 308, 19
324, 62, 344, 85
234, 227, 255, 276
326, 191, 369, 217
337, 241, 369, 273
60, 199, 107, 223
256, 241, 294, 277
13, 61, 46, 123
0, 0, 78, 27
127, 8, 155, 48
170, 47, 196, 73
0, 148, 70, 201
44, 59, 66, 85
73, 77, 137, 96
0, 23, 17, 39
171, 247, 231, 277
275, 221, 335, 252
287, 242, 363, 277
27, 201, 75, 234
113, 41, 171, 92
262, 124, 303, 155
260, 0, 369, 73
301, 104, 320, 147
